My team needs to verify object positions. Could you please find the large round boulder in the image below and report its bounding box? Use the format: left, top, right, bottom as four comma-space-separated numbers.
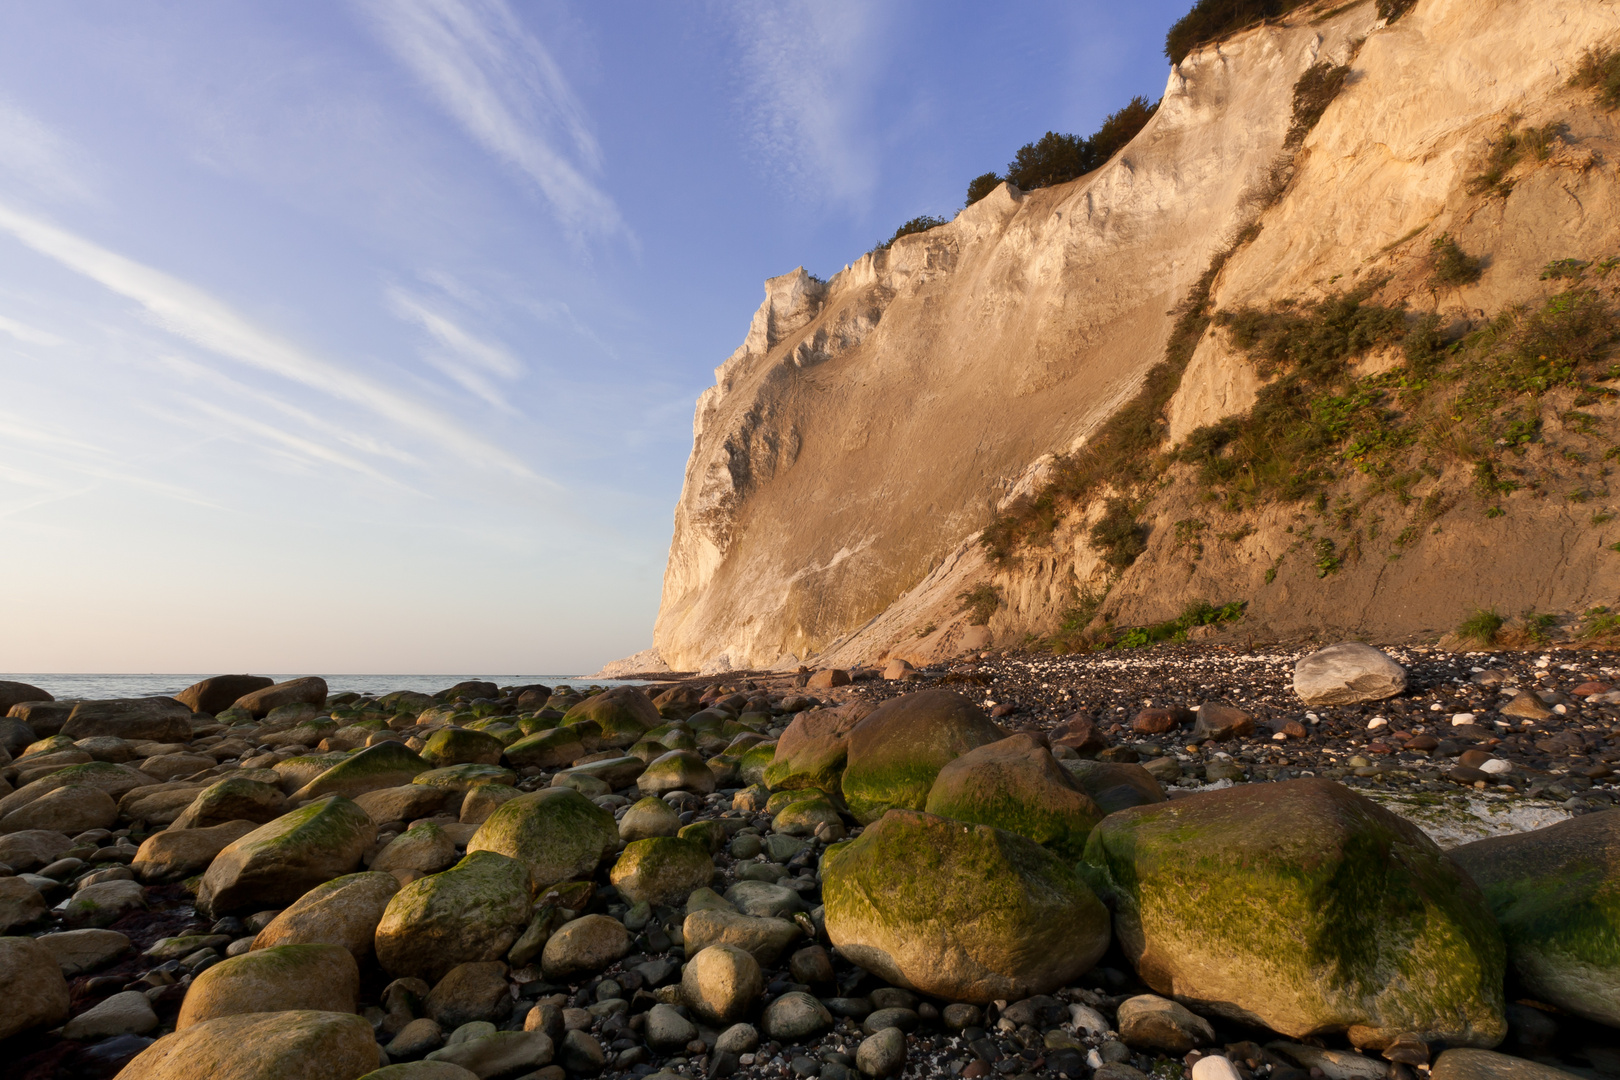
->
637, 750, 717, 796
1059, 759, 1167, 815
0, 936, 71, 1038
560, 687, 659, 748
60, 697, 193, 742
1450, 809, 1620, 1026
117, 1010, 377, 1080
505, 728, 587, 769
133, 820, 260, 883
822, 809, 1110, 1003
610, 837, 715, 906
177, 943, 359, 1029
840, 691, 1005, 824
233, 677, 329, 719
0, 783, 118, 834
292, 742, 430, 802
175, 675, 274, 715
197, 795, 377, 917
1293, 642, 1407, 706
1081, 778, 1505, 1049
171, 777, 288, 830
466, 787, 617, 889
252, 871, 402, 959
925, 733, 1103, 858
762, 702, 875, 804
374, 850, 532, 982
420, 728, 506, 769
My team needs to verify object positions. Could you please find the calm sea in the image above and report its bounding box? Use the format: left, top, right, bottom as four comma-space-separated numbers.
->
0, 674, 651, 701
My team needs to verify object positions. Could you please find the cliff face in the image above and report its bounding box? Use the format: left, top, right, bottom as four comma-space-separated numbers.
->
656, 0, 1620, 672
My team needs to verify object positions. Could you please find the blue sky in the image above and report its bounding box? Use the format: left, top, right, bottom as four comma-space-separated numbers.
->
0, 0, 1188, 674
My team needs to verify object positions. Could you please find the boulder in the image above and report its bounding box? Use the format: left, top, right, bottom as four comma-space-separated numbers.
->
823, 809, 1110, 1003
465, 787, 617, 889
682, 943, 763, 1024
619, 795, 683, 841
459, 784, 521, 824
682, 908, 802, 965
36, 927, 131, 975
170, 777, 288, 830
177, 942, 359, 1029
1293, 643, 1407, 706
435, 680, 500, 701
133, 820, 259, 883
0, 783, 117, 834
771, 793, 843, 837
372, 822, 459, 875
60, 697, 193, 742
924, 733, 1104, 858
554, 754, 644, 790
374, 850, 532, 982
841, 691, 1005, 824
425, 961, 510, 1028
504, 728, 587, 769
610, 836, 714, 906
420, 729, 506, 769
0, 936, 71, 1038
1191, 703, 1253, 742
540, 913, 630, 981
645, 1002, 698, 1050
175, 675, 275, 715
63, 989, 160, 1039
762, 990, 832, 1040
293, 742, 430, 802
233, 677, 329, 719
412, 764, 516, 793
0, 874, 48, 931
253, 871, 401, 958
0, 680, 52, 713
423, 1032, 554, 1078
1116, 994, 1215, 1052
0, 828, 73, 871
0, 716, 38, 756
857, 1026, 907, 1078
138, 752, 218, 782
726, 880, 804, 919
117, 1010, 377, 1080
1430, 1049, 1582, 1080
1450, 809, 1620, 1026
197, 795, 377, 916
1048, 712, 1108, 754
1082, 779, 1505, 1048
738, 741, 778, 787
355, 784, 450, 826
560, 687, 659, 748
0, 760, 154, 817
122, 781, 214, 826
62, 878, 148, 927
762, 702, 875, 803
7, 700, 74, 737
637, 749, 717, 795
1059, 760, 1167, 815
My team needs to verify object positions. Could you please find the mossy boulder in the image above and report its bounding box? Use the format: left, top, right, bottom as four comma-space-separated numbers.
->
841, 691, 1005, 824
610, 836, 715, 906
619, 795, 682, 841
556, 754, 645, 789
0, 760, 153, 818
421, 728, 506, 769
1082, 778, 1506, 1049
412, 763, 516, 791
374, 850, 532, 982
1451, 809, 1620, 1026
1060, 759, 1167, 815
177, 942, 358, 1029
290, 742, 429, 802
371, 821, 460, 875
925, 733, 1103, 859
197, 795, 377, 917
466, 787, 618, 888
771, 793, 843, 838
505, 727, 587, 769
738, 741, 777, 787
170, 777, 287, 829
117, 1010, 377, 1080
561, 687, 659, 748
271, 752, 350, 795
823, 809, 1109, 1004
637, 750, 717, 796
762, 702, 874, 805
252, 871, 401, 958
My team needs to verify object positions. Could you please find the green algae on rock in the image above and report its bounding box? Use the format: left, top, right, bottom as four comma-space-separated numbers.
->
411, 763, 517, 791
738, 741, 778, 787
374, 850, 532, 982
292, 741, 430, 801
560, 686, 660, 748
822, 809, 1110, 1004
117, 1009, 377, 1080
197, 794, 377, 917
1081, 778, 1506, 1049
420, 728, 506, 768
840, 690, 1005, 824
504, 727, 587, 769
466, 786, 618, 888
1450, 808, 1620, 1026
1059, 759, 1168, 816
762, 702, 874, 805
610, 836, 715, 906
924, 732, 1104, 859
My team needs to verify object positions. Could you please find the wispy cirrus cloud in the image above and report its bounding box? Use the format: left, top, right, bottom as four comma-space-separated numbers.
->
726, 0, 886, 210
356, 0, 625, 238
0, 95, 96, 205
0, 199, 542, 482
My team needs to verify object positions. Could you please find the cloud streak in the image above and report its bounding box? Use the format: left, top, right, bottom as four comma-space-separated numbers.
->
358, 0, 625, 237
388, 286, 524, 412
0, 199, 543, 482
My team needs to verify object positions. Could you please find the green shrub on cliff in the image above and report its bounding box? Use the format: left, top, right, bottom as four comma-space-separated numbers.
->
1165, 0, 1310, 65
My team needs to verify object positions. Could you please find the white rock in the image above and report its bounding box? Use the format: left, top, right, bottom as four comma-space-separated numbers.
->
1293, 643, 1407, 706
1192, 1056, 1243, 1080
1451, 713, 1476, 726
1366, 718, 1387, 730
1480, 758, 1513, 775
61, 990, 158, 1038
1069, 1004, 1109, 1035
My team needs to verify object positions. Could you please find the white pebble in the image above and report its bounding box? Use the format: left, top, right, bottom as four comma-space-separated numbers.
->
1069, 1004, 1109, 1036
1451, 713, 1476, 726
1480, 758, 1513, 775
1536, 656, 1551, 668
1272, 732, 1287, 741
1429, 703, 1443, 711
1192, 1057, 1243, 1080
1367, 717, 1387, 730
1306, 713, 1319, 724
1086, 1049, 1105, 1070
1554, 704, 1567, 715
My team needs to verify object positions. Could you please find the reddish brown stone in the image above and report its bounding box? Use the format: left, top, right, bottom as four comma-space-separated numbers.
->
1131, 708, 1193, 735
1573, 681, 1611, 697
1049, 712, 1107, 753
1407, 735, 1439, 751
1280, 720, 1309, 739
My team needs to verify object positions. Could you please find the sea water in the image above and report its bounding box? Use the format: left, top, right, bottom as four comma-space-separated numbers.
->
0, 673, 649, 701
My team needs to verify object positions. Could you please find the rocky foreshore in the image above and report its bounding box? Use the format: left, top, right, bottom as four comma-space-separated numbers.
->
0, 644, 1615, 1080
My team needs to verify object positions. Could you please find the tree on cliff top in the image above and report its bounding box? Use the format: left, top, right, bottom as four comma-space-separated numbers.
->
966, 97, 1159, 207
1164, 0, 1310, 65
